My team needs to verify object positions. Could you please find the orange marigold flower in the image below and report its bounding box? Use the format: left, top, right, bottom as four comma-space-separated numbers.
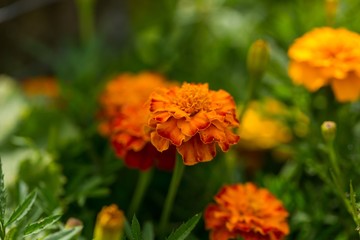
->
93, 204, 125, 240
288, 27, 360, 102
147, 82, 240, 165
204, 183, 289, 240
98, 72, 176, 171
238, 99, 292, 150
21, 76, 59, 99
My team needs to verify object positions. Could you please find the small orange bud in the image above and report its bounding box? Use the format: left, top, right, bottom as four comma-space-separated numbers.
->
93, 204, 125, 240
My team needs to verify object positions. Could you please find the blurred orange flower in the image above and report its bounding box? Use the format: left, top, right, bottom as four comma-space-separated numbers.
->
93, 204, 125, 240
288, 27, 360, 102
147, 82, 239, 165
238, 99, 292, 150
204, 183, 289, 240
98, 72, 176, 171
21, 76, 59, 99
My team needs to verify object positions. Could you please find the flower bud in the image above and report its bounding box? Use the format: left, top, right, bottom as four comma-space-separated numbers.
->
93, 204, 125, 240
325, 0, 338, 25
247, 39, 270, 81
321, 121, 336, 142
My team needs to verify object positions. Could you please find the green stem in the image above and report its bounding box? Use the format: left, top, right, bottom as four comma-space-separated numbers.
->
159, 155, 185, 236
238, 76, 256, 122
327, 140, 342, 187
75, 0, 96, 43
128, 169, 153, 218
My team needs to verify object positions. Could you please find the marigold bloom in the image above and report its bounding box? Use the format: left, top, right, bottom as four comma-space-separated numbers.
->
98, 72, 176, 171
147, 82, 240, 165
238, 99, 292, 150
288, 27, 360, 102
93, 204, 125, 240
204, 183, 289, 240
21, 76, 59, 99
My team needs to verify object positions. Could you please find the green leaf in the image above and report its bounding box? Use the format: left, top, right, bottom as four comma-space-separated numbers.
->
166, 213, 202, 240
24, 215, 62, 236
43, 226, 82, 240
131, 215, 142, 240
124, 219, 133, 240
4, 227, 17, 240
5, 191, 37, 227
0, 158, 6, 225
142, 221, 154, 240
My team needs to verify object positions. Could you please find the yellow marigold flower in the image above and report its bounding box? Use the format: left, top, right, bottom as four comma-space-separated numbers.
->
288, 27, 360, 102
21, 76, 59, 99
93, 204, 125, 240
238, 99, 292, 150
98, 72, 176, 171
204, 183, 289, 240
147, 82, 240, 165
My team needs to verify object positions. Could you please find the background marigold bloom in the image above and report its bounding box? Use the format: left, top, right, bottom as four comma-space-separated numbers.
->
204, 183, 289, 240
93, 204, 125, 240
21, 76, 59, 99
288, 27, 360, 102
98, 72, 176, 171
238, 99, 292, 150
148, 82, 240, 165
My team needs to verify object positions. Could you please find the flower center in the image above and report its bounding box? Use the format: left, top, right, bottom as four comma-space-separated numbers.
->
173, 83, 210, 115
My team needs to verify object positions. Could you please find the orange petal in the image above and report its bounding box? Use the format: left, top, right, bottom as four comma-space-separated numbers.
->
331, 74, 360, 102
288, 61, 329, 91
199, 124, 226, 144
153, 111, 172, 123
176, 111, 210, 136
156, 119, 185, 146
177, 135, 216, 165
218, 129, 240, 152
150, 131, 170, 152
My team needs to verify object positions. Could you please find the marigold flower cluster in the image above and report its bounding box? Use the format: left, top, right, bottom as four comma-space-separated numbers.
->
288, 27, 360, 102
204, 183, 289, 240
98, 72, 176, 171
147, 82, 240, 165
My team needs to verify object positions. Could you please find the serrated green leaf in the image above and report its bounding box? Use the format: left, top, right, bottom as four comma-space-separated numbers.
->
131, 215, 142, 240
166, 213, 202, 240
24, 215, 61, 236
142, 221, 154, 240
0, 158, 6, 225
5, 191, 37, 227
124, 219, 133, 240
43, 226, 82, 240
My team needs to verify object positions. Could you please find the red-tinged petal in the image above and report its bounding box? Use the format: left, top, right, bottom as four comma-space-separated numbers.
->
153, 111, 172, 123
124, 148, 154, 171
176, 111, 210, 137
150, 131, 170, 152
156, 119, 186, 146
177, 135, 216, 165
218, 129, 240, 152
199, 124, 226, 144
155, 145, 176, 171
149, 92, 171, 112
210, 227, 236, 240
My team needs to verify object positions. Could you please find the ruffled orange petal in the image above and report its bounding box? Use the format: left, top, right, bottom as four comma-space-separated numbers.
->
199, 124, 226, 144
210, 227, 235, 240
150, 131, 170, 152
288, 61, 328, 91
176, 111, 210, 137
177, 135, 216, 165
331, 73, 360, 102
156, 118, 186, 146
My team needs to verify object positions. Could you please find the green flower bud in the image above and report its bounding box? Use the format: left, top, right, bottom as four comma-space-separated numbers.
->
321, 121, 336, 142
247, 39, 270, 81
